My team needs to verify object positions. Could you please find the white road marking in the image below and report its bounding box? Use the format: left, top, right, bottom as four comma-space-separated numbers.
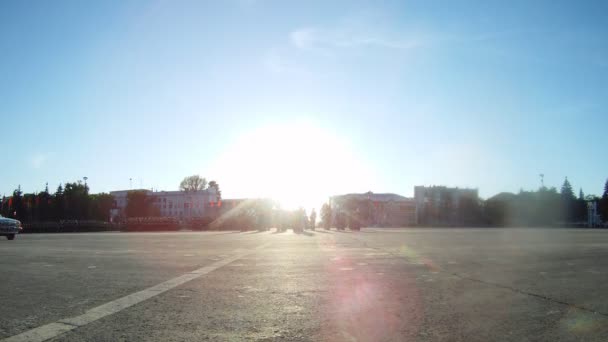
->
2, 243, 270, 342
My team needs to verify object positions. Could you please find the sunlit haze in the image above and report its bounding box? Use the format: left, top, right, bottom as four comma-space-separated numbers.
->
209, 120, 374, 209
1, 0, 607, 205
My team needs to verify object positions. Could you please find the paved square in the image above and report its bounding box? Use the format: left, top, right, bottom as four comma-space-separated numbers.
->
2, 228, 608, 341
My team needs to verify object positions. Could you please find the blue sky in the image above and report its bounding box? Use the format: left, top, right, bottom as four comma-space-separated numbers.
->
1, 0, 607, 202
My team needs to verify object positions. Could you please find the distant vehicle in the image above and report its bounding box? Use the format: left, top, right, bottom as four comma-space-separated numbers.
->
0, 215, 22, 240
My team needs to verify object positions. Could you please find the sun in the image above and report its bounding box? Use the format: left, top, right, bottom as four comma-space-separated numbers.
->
210, 120, 371, 212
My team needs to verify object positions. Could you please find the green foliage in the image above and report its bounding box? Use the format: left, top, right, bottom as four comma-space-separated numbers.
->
89, 193, 115, 221
560, 177, 577, 222
125, 191, 157, 218
600, 198, 608, 222
64, 182, 90, 219
560, 177, 575, 202
53, 184, 65, 220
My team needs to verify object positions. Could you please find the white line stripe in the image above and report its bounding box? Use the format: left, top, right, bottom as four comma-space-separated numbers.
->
2, 243, 270, 342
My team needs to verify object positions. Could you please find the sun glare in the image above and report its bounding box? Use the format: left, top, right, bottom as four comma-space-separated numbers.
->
210, 121, 371, 212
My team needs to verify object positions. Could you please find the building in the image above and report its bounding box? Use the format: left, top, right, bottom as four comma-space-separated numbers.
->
330, 192, 417, 227
414, 186, 479, 225
587, 201, 603, 228
110, 188, 219, 221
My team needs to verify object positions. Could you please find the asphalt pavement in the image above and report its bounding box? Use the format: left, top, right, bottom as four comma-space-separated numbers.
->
1, 228, 608, 341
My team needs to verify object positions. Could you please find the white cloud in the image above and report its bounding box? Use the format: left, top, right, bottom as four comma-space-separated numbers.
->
289, 26, 421, 52
267, 13, 426, 74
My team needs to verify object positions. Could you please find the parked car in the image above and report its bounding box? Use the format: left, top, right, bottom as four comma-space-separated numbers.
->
0, 215, 22, 240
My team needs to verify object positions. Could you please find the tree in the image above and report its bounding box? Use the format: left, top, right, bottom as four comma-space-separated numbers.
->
458, 196, 483, 226
579, 188, 585, 201
64, 182, 90, 219
560, 177, 575, 201
321, 203, 332, 229
125, 191, 157, 217
89, 193, 115, 221
560, 177, 576, 223
208, 180, 221, 200
600, 179, 608, 222
179, 175, 207, 192
309, 209, 317, 229
12, 185, 24, 220
53, 184, 65, 220
36, 183, 52, 221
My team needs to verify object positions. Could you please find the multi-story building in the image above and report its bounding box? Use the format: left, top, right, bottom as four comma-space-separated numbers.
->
110, 188, 220, 221
414, 186, 479, 225
330, 192, 417, 227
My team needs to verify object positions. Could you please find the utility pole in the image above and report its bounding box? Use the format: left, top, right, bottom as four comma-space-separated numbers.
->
539, 173, 544, 189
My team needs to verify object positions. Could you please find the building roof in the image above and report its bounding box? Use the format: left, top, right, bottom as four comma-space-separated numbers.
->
332, 192, 412, 202
110, 189, 216, 196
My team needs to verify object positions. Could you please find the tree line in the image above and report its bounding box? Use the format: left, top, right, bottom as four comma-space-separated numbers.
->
482, 177, 608, 227
1, 182, 114, 223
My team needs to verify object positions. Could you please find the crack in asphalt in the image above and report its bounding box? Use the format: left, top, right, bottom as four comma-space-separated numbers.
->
345, 233, 608, 318
448, 273, 608, 317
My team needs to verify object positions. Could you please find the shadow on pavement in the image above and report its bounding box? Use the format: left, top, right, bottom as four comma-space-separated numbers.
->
244, 230, 268, 234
